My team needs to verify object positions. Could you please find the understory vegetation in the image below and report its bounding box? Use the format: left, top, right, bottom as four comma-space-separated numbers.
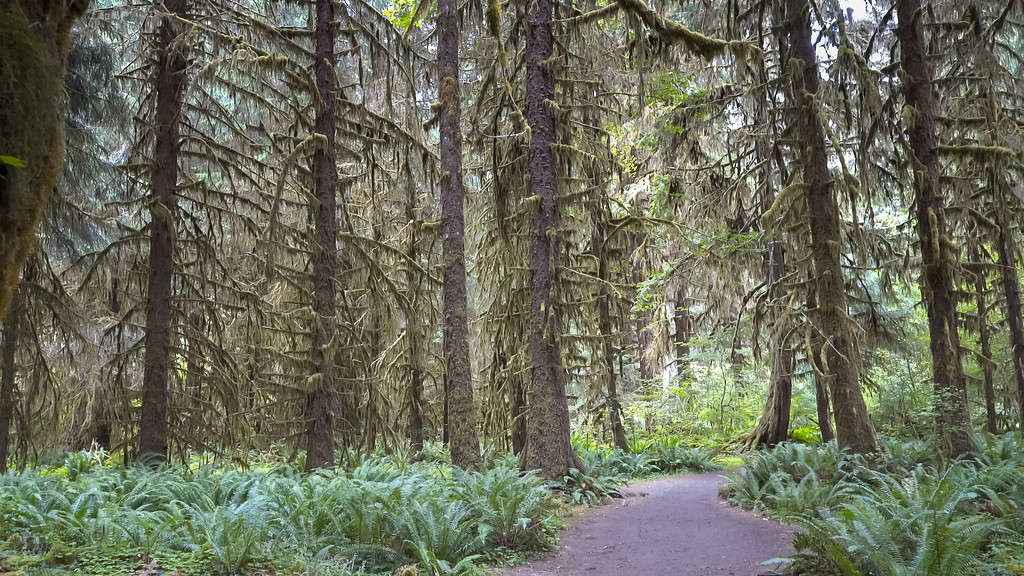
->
0, 441, 718, 575
2, 0, 1024, 572
725, 435, 1024, 575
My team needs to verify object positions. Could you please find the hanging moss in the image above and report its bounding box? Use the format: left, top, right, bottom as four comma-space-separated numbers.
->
612, 0, 730, 60
935, 144, 1016, 160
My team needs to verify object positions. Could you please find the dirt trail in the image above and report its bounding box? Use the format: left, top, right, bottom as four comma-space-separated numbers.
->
498, 472, 793, 576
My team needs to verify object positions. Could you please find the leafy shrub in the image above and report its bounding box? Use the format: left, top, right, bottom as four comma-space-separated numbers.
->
0, 452, 563, 575
790, 426, 820, 445
793, 466, 1002, 576
555, 468, 623, 507
452, 461, 559, 550
579, 448, 655, 478
731, 433, 1024, 576
648, 444, 717, 473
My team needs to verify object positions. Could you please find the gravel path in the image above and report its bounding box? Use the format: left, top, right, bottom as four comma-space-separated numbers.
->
497, 472, 793, 576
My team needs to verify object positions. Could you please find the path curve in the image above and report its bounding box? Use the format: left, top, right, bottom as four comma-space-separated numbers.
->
498, 472, 793, 576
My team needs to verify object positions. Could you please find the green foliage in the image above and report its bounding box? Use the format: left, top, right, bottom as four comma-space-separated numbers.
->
646, 440, 717, 473
0, 451, 561, 575
729, 435, 1024, 576
382, 0, 424, 29
555, 468, 624, 507
790, 426, 821, 445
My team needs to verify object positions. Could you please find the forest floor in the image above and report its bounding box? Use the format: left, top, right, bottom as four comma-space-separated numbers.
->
496, 472, 793, 576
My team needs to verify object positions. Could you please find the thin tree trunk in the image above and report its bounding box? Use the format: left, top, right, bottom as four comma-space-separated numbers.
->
745, 240, 793, 449
971, 245, 998, 434
806, 287, 835, 442
304, 0, 340, 470
896, 0, 974, 455
521, 0, 580, 479
813, 370, 835, 442
591, 204, 628, 451
403, 166, 425, 453
993, 190, 1024, 433
0, 292, 21, 473
785, 0, 876, 452
439, 0, 481, 469
139, 0, 188, 461
629, 232, 655, 383
674, 284, 691, 379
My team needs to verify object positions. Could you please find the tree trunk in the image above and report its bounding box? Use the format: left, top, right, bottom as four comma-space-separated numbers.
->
895, 0, 974, 456
520, 0, 580, 479
139, 0, 189, 461
403, 164, 425, 454
993, 195, 1024, 433
813, 370, 835, 443
304, 0, 340, 470
591, 204, 629, 451
439, 0, 482, 469
0, 292, 21, 473
745, 240, 792, 449
628, 232, 655, 383
805, 287, 835, 442
970, 245, 998, 434
674, 284, 691, 380
785, 0, 876, 452
0, 0, 87, 323
510, 374, 527, 455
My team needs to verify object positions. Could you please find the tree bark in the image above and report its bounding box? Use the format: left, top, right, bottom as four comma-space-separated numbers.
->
806, 287, 835, 442
591, 204, 629, 451
304, 0, 340, 470
139, 0, 189, 461
0, 291, 21, 473
630, 232, 655, 384
895, 0, 974, 456
785, 0, 876, 452
0, 0, 87, 323
404, 178, 424, 453
439, 0, 482, 469
993, 192, 1024, 433
510, 374, 527, 455
971, 245, 998, 434
520, 0, 580, 479
674, 284, 691, 380
745, 240, 793, 449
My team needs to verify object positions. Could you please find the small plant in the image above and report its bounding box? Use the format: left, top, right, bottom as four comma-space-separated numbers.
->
555, 468, 623, 507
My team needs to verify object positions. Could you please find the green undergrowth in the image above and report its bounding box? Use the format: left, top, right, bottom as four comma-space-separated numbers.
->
0, 438, 719, 576
723, 433, 1024, 576
0, 449, 559, 576
565, 435, 721, 506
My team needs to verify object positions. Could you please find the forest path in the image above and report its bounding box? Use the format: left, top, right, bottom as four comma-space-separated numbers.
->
497, 472, 793, 576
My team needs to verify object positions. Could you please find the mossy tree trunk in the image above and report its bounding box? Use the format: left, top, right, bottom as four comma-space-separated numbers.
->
806, 288, 835, 443
745, 241, 793, 449
0, 290, 21, 473
970, 244, 998, 434
520, 0, 581, 479
785, 0, 876, 453
674, 285, 691, 379
439, 0, 481, 469
139, 0, 189, 462
304, 0, 341, 470
404, 173, 425, 454
992, 189, 1024, 433
896, 0, 974, 456
0, 0, 87, 324
590, 203, 629, 451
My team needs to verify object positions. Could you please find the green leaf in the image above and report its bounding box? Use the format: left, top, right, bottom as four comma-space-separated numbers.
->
0, 155, 25, 167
